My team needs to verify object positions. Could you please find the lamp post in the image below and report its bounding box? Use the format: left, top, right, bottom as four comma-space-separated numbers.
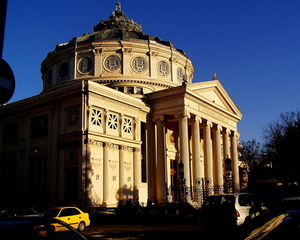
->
178, 163, 186, 203
224, 157, 234, 193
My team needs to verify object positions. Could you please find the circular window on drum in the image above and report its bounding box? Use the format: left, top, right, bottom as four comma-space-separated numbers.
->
157, 61, 170, 77
132, 56, 148, 73
78, 57, 92, 74
104, 55, 122, 72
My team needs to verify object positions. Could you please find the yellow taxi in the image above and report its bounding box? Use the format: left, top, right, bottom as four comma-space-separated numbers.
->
41, 206, 90, 232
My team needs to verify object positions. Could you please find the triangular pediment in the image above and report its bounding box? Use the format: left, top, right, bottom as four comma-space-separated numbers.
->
188, 80, 242, 118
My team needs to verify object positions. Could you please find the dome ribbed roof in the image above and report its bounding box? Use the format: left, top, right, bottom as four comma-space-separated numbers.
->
49, 2, 185, 56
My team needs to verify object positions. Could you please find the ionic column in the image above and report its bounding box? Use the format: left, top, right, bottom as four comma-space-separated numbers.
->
103, 142, 110, 205
133, 147, 141, 200
230, 131, 240, 193
203, 121, 213, 193
213, 125, 223, 194
119, 145, 125, 201
175, 110, 191, 187
152, 115, 166, 204
192, 116, 201, 186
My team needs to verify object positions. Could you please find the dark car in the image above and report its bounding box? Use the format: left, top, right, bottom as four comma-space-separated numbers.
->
200, 193, 268, 228
245, 210, 300, 239
0, 217, 87, 239
0, 208, 41, 218
82, 206, 116, 222
278, 196, 300, 213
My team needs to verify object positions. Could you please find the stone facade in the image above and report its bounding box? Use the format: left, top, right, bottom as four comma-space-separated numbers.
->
0, 3, 242, 208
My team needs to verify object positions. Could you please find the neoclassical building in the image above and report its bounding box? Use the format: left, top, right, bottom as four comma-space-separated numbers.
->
0, 3, 242, 208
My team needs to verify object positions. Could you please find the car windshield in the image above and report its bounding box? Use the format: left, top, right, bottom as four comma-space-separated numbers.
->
280, 200, 300, 212
203, 195, 235, 206
41, 209, 61, 217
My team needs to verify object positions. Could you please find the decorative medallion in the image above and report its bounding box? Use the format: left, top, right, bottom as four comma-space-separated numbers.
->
104, 55, 121, 71
59, 62, 69, 79
132, 56, 148, 73
177, 67, 184, 82
78, 57, 92, 73
157, 60, 170, 77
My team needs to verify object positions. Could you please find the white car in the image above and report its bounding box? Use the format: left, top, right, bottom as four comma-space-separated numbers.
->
200, 193, 269, 227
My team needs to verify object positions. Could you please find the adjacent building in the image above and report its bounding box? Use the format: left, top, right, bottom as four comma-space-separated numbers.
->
0, 3, 242, 208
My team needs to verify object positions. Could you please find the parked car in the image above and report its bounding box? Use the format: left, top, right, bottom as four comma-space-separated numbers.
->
82, 206, 116, 222
0, 208, 41, 218
245, 210, 300, 240
200, 193, 269, 228
41, 207, 90, 232
0, 217, 87, 239
278, 196, 300, 213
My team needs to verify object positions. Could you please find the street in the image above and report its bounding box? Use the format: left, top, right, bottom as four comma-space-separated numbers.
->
81, 221, 252, 240
82, 223, 205, 239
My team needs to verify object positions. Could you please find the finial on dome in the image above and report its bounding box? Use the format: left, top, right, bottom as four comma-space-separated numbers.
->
116, 2, 121, 11
212, 72, 218, 80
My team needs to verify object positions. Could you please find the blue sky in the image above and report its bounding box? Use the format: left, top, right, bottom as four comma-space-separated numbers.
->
3, 0, 300, 143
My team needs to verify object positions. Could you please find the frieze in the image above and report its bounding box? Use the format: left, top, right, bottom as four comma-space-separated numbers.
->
198, 104, 228, 123
89, 94, 138, 116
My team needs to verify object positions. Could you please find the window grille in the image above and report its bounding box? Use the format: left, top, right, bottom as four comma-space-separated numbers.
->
91, 108, 102, 126
108, 113, 118, 130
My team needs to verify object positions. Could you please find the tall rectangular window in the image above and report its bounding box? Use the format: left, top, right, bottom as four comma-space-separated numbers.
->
3, 122, 18, 143
67, 108, 79, 126
29, 156, 47, 194
31, 114, 48, 138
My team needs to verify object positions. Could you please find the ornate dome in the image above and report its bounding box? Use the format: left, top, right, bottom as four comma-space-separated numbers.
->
41, 2, 194, 95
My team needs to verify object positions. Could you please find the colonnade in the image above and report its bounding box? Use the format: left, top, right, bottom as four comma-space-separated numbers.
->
152, 111, 240, 204
100, 142, 141, 206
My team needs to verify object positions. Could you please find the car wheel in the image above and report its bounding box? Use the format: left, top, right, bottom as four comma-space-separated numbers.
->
78, 221, 85, 232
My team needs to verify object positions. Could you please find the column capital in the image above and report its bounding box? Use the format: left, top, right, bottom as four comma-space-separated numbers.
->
174, 110, 190, 119
201, 120, 213, 128
229, 130, 240, 138
222, 128, 231, 135
212, 124, 222, 131
93, 48, 103, 55
192, 115, 202, 123
134, 147, 141, 152
152, 114, 164, 123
